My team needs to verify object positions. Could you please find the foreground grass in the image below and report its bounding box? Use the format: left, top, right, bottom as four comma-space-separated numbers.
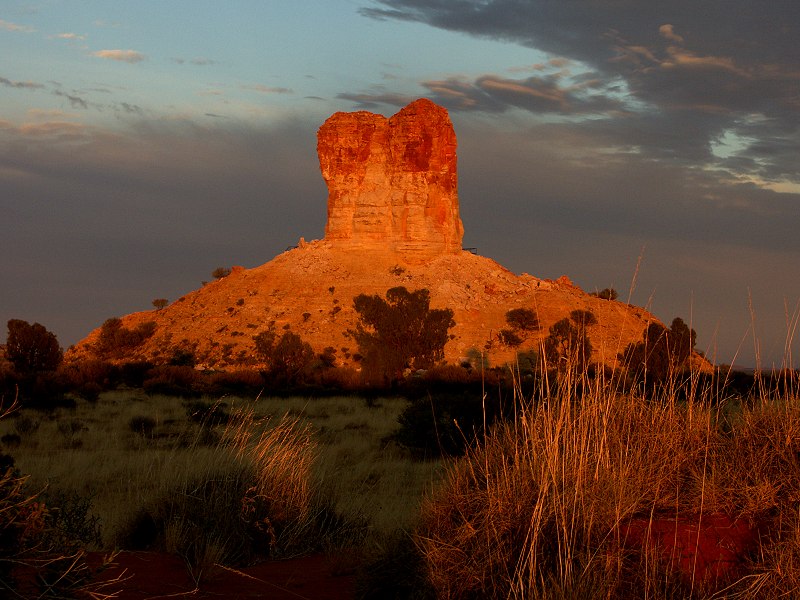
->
0, 392, 445, 572
415, 369, 800, 599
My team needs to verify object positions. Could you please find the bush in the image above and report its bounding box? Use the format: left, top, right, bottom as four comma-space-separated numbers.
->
207, 370, 264, 397
211, 267, 231, 279
350, 287, 455, 385
543, 309, 596, 374
505, 308, 540, 332
96, 318, 157, 358
0, 404, 115, 598
58, 359, 114, 399
255, 330, 316, 387
5, 319, 63, 376
118, 410, 327, 573
393, 388, 511, 458
142, 365, 202, 397
621, 317, 697, 386
593, 288, 619, 300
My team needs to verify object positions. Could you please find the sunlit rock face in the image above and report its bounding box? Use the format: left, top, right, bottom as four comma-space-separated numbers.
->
317, 98, 464, 262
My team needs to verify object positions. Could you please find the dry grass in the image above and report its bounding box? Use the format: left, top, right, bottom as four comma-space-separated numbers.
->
415, 364, 800, 599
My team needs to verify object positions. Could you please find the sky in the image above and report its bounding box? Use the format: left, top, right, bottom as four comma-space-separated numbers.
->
1, 0, 799, 369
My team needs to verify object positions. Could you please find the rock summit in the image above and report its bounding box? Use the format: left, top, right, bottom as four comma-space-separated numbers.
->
318, 98, 464, 261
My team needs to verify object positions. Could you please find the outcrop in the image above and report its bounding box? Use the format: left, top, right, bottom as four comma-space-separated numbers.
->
318, 98, 463, 261
67, 99, 705, 372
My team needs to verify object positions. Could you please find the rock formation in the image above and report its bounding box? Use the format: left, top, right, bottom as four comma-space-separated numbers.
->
66, 99, 708, 374
317, 98, 463, 261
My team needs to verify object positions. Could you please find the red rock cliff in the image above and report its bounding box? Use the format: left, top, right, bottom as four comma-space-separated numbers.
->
317, 98, 464, 261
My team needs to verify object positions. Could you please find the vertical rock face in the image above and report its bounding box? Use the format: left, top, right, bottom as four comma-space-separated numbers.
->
317, 98, 464, 261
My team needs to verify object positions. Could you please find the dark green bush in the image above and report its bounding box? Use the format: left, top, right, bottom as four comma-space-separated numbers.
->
350, 287, 454, 385
207, 370, 265, 396
96, 318, 157, 358
393, 388, 511, 458
5, 319, 63, 376
142, 365, 202, 397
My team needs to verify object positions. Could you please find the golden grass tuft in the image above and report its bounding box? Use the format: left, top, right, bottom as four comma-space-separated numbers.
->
415, 364, 800, 599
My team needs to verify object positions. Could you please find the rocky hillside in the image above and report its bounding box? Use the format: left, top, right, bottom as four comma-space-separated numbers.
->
66, 99, 699, 372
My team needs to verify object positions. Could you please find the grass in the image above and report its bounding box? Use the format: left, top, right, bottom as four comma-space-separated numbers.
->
414, 364, 800, 599
4, 362, 800, 598
0, 392, 445, 567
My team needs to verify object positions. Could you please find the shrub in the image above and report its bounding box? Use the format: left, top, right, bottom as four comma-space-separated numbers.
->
97, 318, 157, 358
621, 317, 697, 386
268, 332, 316, 385
593, 287, 619, 300
142, 365, 202, 397
498, 328, 523, 348
0, 403, 116, 598
211, 267, 231, 279
58, 359, 114, 399
5, 319, 63, 377
505, 308, 540, 332
207, 370, 264, 397
393, 388, 511, 458
543, 309, 596, 374
350, 287, 455, 385
152, 298, 169, 310
118, 410, 326, 572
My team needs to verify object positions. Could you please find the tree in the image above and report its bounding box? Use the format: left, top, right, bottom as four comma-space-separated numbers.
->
269, 332, 315, 383
253, 329, 315, 384
498, 329, 523, 348
152, 298, 169, 310
621, 317, 697, 384
505, 308, 540, 332
543, 310, 595, 372
350, 287, 455, 383
593, 288, 618, 301
5, 319, 62, 375
211, 267, 231, 280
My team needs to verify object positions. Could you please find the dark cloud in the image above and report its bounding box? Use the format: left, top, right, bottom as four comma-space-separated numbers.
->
172, 57, 216, 66
361, 0, 800, 187
52, 89, 91, 110
423, 73, 625, 114
0, 76, 44, 89
336, 91, 416, 110
0, 118, 327, 348
451, 119, 800, 365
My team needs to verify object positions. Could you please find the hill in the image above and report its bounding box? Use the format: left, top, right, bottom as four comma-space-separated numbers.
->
66, 99, 701, 373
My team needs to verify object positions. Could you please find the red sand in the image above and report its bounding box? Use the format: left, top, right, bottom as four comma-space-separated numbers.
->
91, 551, 357, 600
620, 513, 761, 587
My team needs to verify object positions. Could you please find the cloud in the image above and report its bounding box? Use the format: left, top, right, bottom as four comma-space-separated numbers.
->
0, 116, 326, 348
0, 18, 35, 33
55, 32, 87, 40
172, 57, 216, 66
658, 24, 684, 44
336, 91, 416, 110
53, 89, 90, 109
92, 49, 146, 63
361, 1, 800, 196
0, 76, 44, 90
241, 84, 294, 94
